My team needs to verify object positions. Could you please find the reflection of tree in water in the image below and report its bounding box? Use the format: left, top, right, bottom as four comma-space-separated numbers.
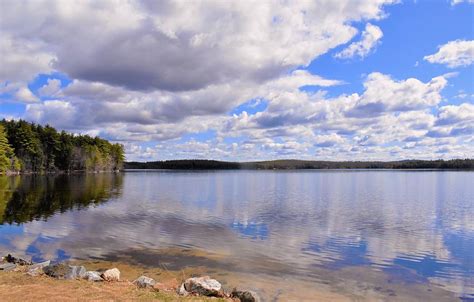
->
0, 173, 123, 224
0, 176, 20, 223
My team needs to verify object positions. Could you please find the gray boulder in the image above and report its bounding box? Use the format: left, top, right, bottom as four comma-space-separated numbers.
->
84, 271, 103, 282
178, 283, 189, 296
65, 265, 86, 279
0, 262, 16, 272
43, 263, 69, 278
133, 275, 156, 288
43, 263, 86, 279
27, 266, 44, 277
26, 260, 51, 276
179, 276, 223, 297
231, 289, 261, 302
29, 260, 51, 270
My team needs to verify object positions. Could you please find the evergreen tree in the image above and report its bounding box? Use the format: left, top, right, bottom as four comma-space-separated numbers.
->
0, 125, 14, 172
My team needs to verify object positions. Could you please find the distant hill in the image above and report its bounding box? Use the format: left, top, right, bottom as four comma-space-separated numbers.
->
125, 159, 474, 170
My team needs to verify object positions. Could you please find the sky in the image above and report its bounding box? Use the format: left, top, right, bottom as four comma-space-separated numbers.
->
0, 0, 473, 162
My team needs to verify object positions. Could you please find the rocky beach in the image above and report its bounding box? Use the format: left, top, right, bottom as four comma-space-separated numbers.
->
0, 254, 260, 301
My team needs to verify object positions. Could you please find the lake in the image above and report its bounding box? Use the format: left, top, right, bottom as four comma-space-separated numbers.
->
0, 171, 473, 300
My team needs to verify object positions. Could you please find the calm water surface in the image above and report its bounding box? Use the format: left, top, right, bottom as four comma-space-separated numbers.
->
0, 171, 473, 300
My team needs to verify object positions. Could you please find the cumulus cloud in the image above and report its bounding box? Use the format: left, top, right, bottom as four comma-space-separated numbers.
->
435, 103, 474, 126
427, 103, 474, 139
334, 23, 383, 59
239, 72, 448, 130
0, 0, 395, 92
26, 100, 76, 128
0, 35, 54, 83
38, 79, 62, 96
348, 72, 447, 117
314, 133, 345, 147
1, 0, 472, 161
218, 71, 474, 161
424, 40, 474, 68
14, 86, 39, 103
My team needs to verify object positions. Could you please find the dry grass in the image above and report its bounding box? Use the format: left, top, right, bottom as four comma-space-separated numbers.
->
0, 270, 228, 302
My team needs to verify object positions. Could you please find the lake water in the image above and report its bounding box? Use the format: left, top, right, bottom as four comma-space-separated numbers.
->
0, 171, 473, 300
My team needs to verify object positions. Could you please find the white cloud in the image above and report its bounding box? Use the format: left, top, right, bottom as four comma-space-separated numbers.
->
23, 68, 473, 162
451, 0, 474, 5
0, 0, 395, 92
348, 72, 447, 116
0, 35, 54, 83
14, 86, 39, 103
334, 23, 383, 59
314, 133, 345, 147
424, 40, 474, 68
266, 70, 343, 91
429, 103, 474, 139
38, 78, 62, 96
1, 0, 472, 161
436, 103, 474, 126
26, 100, 76, 128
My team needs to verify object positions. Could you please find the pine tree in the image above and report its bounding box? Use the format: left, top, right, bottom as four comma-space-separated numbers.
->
0, 124, 15, 172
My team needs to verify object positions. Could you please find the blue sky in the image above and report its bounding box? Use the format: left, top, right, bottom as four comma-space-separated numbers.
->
0, 0, 473, 161
310, 0, 473, 97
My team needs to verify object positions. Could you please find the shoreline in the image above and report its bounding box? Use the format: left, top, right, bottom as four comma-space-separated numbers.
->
0, 255, 357, 301
0, 256, 242, 301
1, 169, 122, 176
2, 167, 473, 177
0, 268, 226, 301
0, 251, 461, 301
124, 159, 474, 170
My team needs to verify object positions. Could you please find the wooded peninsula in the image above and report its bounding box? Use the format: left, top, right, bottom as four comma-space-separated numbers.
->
0, 120, 124, 174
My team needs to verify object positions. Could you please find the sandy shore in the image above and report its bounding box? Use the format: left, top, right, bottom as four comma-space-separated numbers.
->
0, 258, 355, 302
0, 259, 226, 302
0, 255, 460, 301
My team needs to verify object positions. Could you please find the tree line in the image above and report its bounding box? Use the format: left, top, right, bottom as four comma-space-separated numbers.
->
0, 120, 124, 173
125, 158, 474, 170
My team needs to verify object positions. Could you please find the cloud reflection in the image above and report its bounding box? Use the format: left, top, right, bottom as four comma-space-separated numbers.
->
0, 171, 472, 298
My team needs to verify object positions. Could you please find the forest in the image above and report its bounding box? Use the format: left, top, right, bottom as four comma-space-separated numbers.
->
0, 120, 124, 173
125, 158, 474, 170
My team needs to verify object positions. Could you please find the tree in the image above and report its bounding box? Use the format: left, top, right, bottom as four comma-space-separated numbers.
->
37, 125, 60, 170
0, 125, 19, 173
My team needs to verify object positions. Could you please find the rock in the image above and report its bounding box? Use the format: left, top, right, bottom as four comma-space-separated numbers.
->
65, 265, 86, 280
27, 266, 44, 277
101, 268, 120, 281
178, 283, 189, 296
25, 261, 50, 276
133, 275, 156, 288
179, 276, 223, 297
0, 262, 16, 272
43, 263, 86, 279
29, 260, 51, 270
3, 254, 32, 265
44, 263, 70, 278
83, 271, 103, 282
231, 289, 261, 302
